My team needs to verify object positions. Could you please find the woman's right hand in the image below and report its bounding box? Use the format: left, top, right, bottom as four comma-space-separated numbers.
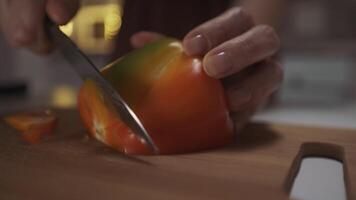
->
0, 0, 79, 53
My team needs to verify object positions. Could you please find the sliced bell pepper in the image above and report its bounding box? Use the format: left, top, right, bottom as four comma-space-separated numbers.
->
5, 110, 57, 144
78, 38, 234, 155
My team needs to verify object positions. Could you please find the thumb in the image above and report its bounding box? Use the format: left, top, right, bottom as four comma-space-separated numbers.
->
130, 31, 164, 49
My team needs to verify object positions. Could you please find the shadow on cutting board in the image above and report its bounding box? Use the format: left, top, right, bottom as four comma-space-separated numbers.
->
225, 123, 282, 152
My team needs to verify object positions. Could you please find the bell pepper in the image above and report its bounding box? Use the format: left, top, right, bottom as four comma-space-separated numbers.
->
78, 38, 234, 155
4, 110, 58, 144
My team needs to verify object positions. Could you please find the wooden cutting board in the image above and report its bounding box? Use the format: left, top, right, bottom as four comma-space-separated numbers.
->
0, 109, 355, 200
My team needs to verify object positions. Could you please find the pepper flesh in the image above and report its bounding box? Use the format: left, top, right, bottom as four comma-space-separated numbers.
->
4, 110, 57, 144
78, 38, 234, 155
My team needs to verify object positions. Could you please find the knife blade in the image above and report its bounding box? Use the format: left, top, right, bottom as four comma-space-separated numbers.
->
48, 25, 159, 154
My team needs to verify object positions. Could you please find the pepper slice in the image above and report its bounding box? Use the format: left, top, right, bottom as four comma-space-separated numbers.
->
5, 110, 57, 144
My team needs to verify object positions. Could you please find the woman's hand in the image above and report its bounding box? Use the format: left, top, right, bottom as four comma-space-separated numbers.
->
130, 7, 283, 131
0, 0, 79, 53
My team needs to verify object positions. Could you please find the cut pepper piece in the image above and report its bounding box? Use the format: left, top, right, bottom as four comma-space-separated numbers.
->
4, 110, 58, 144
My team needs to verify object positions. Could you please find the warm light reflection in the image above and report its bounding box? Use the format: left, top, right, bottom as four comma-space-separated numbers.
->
76, 3, 123, 54
59, 21, 74, 37
57, 2, 123, 54
51, 85, 77, 108
104, 5, 122, 40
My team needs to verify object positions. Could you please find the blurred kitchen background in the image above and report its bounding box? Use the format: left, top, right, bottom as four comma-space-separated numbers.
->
0, 0, 123, 111
0, 0, 355, 128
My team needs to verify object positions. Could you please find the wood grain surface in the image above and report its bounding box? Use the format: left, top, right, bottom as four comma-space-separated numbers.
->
0, 109, 355, 200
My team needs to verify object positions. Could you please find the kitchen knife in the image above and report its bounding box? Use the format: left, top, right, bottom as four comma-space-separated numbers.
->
47, 24, 159, 154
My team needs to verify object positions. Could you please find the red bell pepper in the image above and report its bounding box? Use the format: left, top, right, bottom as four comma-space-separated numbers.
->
78, 38, 234, 155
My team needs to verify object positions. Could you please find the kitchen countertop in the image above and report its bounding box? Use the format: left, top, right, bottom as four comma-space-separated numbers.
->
1, 96, 355, 200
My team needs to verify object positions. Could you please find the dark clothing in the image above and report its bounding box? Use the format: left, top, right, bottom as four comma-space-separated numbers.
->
115, 0, 231, 55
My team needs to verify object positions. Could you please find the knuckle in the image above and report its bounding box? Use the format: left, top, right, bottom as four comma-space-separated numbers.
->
233, 7, 254, 26
258, 25, 280, 50
258, 24, 275, 36
9, 26, 36, 47
225, 7, 254, 29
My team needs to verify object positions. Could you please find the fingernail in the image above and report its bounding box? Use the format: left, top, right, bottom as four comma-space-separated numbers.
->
229, 87, 252, 109
183, 34, 207, 55
204, 52, 233, 78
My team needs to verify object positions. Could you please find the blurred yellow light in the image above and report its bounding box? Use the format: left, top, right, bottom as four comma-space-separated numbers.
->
59, 22, 74, 37
104, 10, 122, 40
74, 3, 123, 54
51, 85, 77, 109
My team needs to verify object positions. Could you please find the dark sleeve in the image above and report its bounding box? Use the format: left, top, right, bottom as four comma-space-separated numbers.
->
114, 0, 230, 56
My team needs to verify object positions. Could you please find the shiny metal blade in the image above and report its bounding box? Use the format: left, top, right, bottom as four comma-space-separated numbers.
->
49, 26, 159, 154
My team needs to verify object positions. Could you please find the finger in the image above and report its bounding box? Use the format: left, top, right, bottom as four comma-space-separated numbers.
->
46, 0, 80, 25
183, 7, 254, 56
130, 31, 165, 49
226, 60, 283, 112
2, 0, 46, 48
230, 106, 258, 132
203, 25, 280, 78
0, 0, 78, 53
